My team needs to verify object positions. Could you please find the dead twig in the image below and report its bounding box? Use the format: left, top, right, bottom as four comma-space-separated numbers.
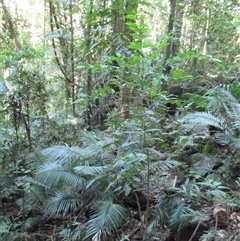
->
188, 221, 201, 241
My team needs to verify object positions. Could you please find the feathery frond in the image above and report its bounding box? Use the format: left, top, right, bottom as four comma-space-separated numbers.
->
35, 162, 85, 188
205, 87, 240, 131
84, 200, 125, 239
42, 146, 86, 165
74, 165, 109, 176
206, 87, 240, 118
150, 159, 180, 171
80, 132, 116, 163
45, 191, 81, 217
179, 111, 225, 130
169, 201, 189, 230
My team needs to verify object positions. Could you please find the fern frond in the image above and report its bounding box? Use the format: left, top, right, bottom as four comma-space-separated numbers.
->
84, 200, 125, 239
45, 191, 81, 217
179, 111, 225, 130
206, 87, 240, 122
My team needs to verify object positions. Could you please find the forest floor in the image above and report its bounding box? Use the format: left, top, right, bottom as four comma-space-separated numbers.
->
3, 81, 240, 241
3, 168, 240, 241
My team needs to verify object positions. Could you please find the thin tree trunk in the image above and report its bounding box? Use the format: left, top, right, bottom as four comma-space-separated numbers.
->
172, 0, 185, 57
0, 0, 21, 50
163, 0, 177, 75
203, 6, 210, 55
69, 0, 76, 117
49, 1, 72, 102
86, 0, 93, 129
190, 0, 200, 51
189, 0, 201, 72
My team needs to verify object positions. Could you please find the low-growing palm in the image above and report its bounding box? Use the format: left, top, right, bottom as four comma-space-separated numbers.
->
179, 87, 240, 147
26, 129, 179, 239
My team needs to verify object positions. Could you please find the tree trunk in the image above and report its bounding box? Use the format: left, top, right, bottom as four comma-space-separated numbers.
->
111, 0, 138, 120
172, 0, 185, 57
203, 6, 210, 55
0, 0, 21, 50
69, 0, 76, 117
163, 0, 177, 76
49, 1, 72, 103
85, 0, 94, 129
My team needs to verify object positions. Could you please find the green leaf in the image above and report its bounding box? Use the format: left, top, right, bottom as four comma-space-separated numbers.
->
106, 86, 115, 94
172, 70, 186, 78
123, 183, 131, 196
167, 57, 176, 64
125, 22, 138, 32
98, 87, 106, 96
126, 14, 136, 20
128, 43, 141, 50
178, 51, 196, 59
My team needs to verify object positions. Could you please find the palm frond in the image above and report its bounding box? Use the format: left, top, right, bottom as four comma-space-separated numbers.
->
84, 200, 125, 239
230, 138, 240, 150
26, 148, 46, 168
16, 185, 46, 212
206, 88, 240, 122
45, 191, 81, 217
206, 87, 239, 104
80, 132, 116, 163
35, 162, 85, 188
179, 111, 225, 130
147, 204, 166, 233
59, 229, 72, 241
150, 195, 185, 232
81, 131, 98, 142
120, 140, 143, 154
171, 206, 208, 233
169, 201, 189, 230
42, 146, 86, 165
179, 111, 235, 136
150, 159, 180, 171
214, 132, 233, 145
74, 165, 109, 176
112, 152, 147, 178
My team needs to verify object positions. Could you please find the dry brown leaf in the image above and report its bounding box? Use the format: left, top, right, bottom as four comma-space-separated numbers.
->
213, 205, 228, 227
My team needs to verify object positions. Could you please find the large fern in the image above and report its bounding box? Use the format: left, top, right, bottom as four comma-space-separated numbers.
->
179, 111, 228, 132
206, 87, 240, 121
205, 87, 240, 132
179, 87, 240, 145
